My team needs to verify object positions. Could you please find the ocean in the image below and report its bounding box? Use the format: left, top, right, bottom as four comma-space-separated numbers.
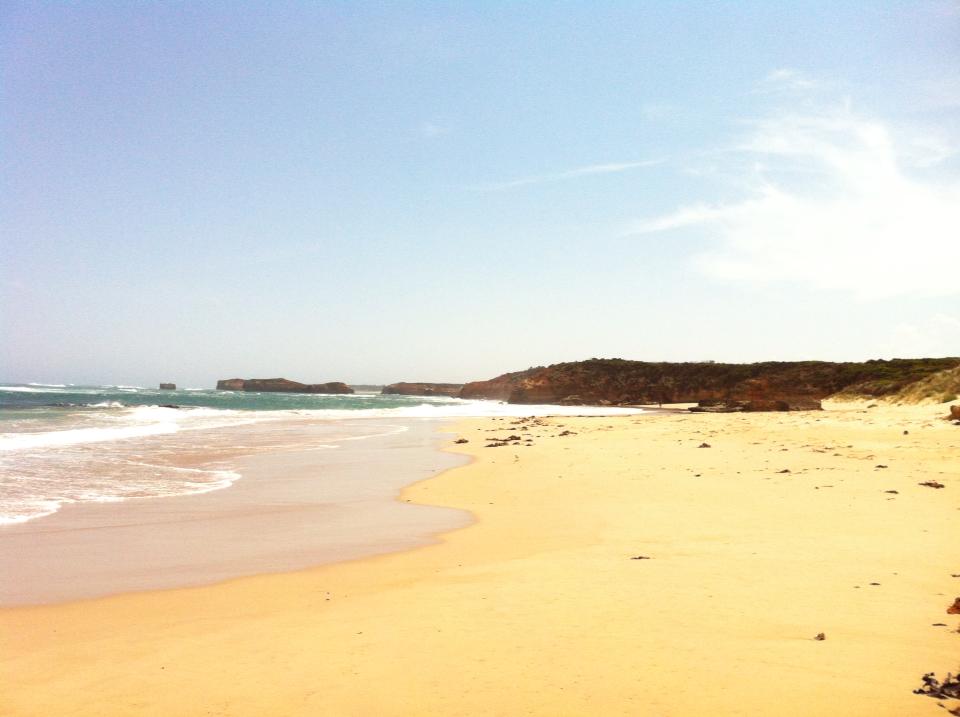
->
0, 383, 643, 527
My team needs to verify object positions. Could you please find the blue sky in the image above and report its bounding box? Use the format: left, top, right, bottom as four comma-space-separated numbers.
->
2, 1, 959, 386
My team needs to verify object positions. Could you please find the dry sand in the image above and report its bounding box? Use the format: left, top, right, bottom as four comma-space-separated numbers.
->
1, 401, 957, 716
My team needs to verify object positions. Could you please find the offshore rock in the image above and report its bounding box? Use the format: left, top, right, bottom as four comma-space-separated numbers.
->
159, 383, 176, 390
382, 382, 463, 397
215, 378, 353, 394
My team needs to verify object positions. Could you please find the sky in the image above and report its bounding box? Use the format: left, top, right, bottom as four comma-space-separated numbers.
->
2, 1, 959, 386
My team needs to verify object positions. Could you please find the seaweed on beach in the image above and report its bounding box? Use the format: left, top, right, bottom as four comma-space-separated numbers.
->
914, 670, 960, 701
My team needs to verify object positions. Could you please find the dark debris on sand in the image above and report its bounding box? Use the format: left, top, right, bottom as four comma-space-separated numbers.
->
914, 671, 960, 701
485, 435, 524, 448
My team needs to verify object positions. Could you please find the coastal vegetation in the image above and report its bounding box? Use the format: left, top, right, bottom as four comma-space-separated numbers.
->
214, 360, 960, 409
460, 357, 960, 407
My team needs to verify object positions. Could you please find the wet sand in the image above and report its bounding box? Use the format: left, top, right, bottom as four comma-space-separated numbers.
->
0, 402, 957, 716
0, 419, 469, 605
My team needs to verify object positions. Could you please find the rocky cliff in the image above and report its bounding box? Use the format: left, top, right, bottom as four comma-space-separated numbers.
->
459, 371, 533, 401
381, 382, 463, 397
459, 358, 960, 409
215, 378, 353, 394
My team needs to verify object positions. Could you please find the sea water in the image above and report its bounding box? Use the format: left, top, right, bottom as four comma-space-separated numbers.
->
0, 384, 642, 525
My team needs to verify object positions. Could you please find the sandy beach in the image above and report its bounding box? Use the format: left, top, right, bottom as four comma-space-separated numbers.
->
1, 401, 957, 716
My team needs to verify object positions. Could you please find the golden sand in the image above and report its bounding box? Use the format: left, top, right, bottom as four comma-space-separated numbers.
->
1, 402, 957, 716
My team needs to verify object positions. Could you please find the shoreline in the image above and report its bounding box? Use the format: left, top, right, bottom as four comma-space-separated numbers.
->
0, 418, 470, 606
1, 402, 956, 715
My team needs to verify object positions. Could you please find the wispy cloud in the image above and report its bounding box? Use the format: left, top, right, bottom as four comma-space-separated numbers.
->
419, 121, 450, 138
627, 71, 960, 299
758, 68, 821, 93
473, 159, 662, 192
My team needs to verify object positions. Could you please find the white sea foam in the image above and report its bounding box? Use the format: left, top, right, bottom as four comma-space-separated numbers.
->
284, 401, 644, 421
0, 466, 243, 525
0, 422, 180, 451
0, 400, 640, 453
27, 383, 67, 388
0, 405, 264, 452
121, 405, 190, 422
0, 499, 62, 526
0, 386, 63, 393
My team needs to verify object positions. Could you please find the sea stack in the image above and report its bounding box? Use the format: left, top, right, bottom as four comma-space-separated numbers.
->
215, 378, 354, 394
381, 382, 463, 397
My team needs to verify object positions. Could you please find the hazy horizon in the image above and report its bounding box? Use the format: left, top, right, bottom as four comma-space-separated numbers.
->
3, 2, 958, 387
3, 352, 959, 391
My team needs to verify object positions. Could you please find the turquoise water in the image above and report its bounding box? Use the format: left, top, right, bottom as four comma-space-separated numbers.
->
0, 384, 466, 525
0, 383, 461, 412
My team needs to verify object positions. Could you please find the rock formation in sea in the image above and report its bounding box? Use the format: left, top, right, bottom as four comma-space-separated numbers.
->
459, 357, 960, 410
381, 382, 463, 397
215, 378, 354, 394
159, 383, 176, 390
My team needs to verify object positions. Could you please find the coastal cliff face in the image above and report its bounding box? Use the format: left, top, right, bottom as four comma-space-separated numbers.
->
215, 378, 354, 394
381, 382, 463, 397
459, 358, 960, 409
460, 370, 535, 401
